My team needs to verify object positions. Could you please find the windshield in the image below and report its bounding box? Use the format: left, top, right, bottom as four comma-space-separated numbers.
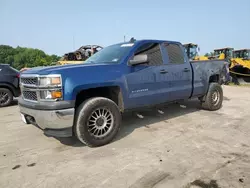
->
244, 51, 250, 59
84, 43, 134, 64
234, 51, 242, 58
226, 49, 233, 58
189, 46, 197, 59
214, 50, 221, 56
234, 51, 238, 58
184, 45, 197, 59
234, 50, 250, 59
214, 49, 232, 58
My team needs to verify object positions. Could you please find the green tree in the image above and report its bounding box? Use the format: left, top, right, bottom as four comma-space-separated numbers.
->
0, 45, 61, 70
0, 45, 15, 65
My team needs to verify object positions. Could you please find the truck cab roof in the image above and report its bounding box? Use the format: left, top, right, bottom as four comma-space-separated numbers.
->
110, 39, 184, 54
120, 39, 183, 45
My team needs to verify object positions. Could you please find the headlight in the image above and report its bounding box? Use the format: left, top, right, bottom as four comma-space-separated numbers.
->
39, 74, 62, 100
39, 76, 61, 86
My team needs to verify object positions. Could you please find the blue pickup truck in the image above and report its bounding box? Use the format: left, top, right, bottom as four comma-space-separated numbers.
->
18, 39, 227, 147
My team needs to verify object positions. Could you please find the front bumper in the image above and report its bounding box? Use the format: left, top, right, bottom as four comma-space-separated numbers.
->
19, 100, 75, 137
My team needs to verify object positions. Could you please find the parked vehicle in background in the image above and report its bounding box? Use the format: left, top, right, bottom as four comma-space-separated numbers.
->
0, 64, 20, 107
18, 39, 227, 147
183, 43, 208, 60
57, 45, 103, 65
231, 49, 250, 73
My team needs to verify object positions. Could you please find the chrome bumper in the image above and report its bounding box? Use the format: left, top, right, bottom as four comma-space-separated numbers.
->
19, 105, 75, 130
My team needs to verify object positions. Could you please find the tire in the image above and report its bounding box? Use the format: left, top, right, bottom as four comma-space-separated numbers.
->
0, 88, 13, 107
74, 97, 122, 147
201, 83, 223, 111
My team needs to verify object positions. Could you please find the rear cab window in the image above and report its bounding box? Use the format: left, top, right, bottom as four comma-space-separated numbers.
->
133, 42, 163, 66
164, 43, 185, 64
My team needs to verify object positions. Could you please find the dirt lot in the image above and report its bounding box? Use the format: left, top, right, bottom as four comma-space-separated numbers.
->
0, 85, 249, 188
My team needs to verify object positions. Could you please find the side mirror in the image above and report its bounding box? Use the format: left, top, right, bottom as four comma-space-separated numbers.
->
129, 54, 149, 65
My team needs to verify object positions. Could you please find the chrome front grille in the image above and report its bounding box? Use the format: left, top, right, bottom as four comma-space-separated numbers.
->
20, 74, 62, 102
21, 77, 38, 85
22, 91, 38, 101
20, 75, 39, 102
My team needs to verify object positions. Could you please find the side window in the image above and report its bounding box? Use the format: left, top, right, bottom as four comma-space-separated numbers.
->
134, 43, 163, 66
165, 43, 185, 64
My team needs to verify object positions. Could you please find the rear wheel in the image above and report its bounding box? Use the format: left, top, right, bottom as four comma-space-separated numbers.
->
0, 88, 13, 107
74, 97, 121, 147
201, 83, 223, 111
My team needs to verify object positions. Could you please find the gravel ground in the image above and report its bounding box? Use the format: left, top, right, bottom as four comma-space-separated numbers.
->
0, 85, 249, 188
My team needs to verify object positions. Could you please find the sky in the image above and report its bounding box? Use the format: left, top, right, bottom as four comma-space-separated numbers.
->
1, 0, 250, 56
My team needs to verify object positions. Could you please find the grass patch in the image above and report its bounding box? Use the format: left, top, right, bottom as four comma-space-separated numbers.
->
227, 83, 250, 87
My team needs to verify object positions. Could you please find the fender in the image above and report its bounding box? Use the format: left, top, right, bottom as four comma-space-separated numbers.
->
70, 83, 127, 111
67, 81, 126, 103
72, 82, 126, 98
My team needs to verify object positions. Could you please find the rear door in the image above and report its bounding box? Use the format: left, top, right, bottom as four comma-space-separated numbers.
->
125, 42, 171, 109
162, 42, 192, 100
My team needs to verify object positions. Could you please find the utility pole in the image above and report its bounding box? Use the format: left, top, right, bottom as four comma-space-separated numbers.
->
73, 35, 75, 50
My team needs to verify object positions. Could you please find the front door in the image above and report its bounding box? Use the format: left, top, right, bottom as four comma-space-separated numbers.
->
125, 42, 171, 109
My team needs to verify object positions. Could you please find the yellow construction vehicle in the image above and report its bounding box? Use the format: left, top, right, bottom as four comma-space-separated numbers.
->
212, 48, 250, 71
184, 43, 250, 83
231, 49, 250, 70
183, 43, 198, 59
233, 49, 250, 59
212, 47, 234, 60
57, 45, 103, 65
183, 43, 209, 60
212, 48, 250, 85
184, 43, 234, 61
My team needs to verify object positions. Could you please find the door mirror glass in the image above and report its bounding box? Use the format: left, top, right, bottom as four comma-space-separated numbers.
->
129, 54, 149, 65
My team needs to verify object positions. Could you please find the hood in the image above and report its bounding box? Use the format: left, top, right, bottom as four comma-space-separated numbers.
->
20, 62, 118, 75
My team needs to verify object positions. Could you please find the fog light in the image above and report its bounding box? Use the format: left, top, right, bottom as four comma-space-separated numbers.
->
51, 91, 62, 98
40, 90, 62, 100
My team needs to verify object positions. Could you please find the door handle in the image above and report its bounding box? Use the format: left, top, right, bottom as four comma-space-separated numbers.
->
160, 69, 168, 74
183, 68, 190, 72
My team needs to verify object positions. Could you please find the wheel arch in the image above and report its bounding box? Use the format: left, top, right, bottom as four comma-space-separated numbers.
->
0, 83, 15, 96
209, 74, 220, 83
74, 85, 125, 112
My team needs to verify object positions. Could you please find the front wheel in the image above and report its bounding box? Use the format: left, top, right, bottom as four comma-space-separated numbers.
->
0, 88, 13, 107
201, 83, 223, 111
74, 97, 121, 147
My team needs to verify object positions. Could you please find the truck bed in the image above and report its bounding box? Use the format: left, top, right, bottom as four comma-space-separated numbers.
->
190, 59, 227, 97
